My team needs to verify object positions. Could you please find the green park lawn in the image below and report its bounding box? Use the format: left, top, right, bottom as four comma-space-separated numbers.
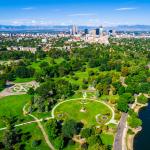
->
19, 123, 49, 150
54, 99, 112, 127
62, 67, 99, 87
30, 57, 65, 73
100, 133, 114, 146
0, 94, 32, 128
14, 77, 35, 83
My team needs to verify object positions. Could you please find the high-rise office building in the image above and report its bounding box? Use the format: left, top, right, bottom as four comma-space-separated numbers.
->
108, 30, 116, 36
84, 29, 89, 34
96, 28, 100, 35
95, 26, 104, 36
71, 25, 78, 35
99, 26, 104, 36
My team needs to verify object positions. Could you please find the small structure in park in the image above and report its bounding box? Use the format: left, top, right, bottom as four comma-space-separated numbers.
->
80, 92, 87, 113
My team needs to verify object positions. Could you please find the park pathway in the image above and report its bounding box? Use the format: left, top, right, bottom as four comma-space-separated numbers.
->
23, 104, 55, 150
29, 114, 55, 150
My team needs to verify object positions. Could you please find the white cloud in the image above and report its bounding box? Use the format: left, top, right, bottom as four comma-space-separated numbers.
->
53, 9, 61, 12
22, 7, 35, 10
68, 13, 96, 17
115, 7, 137, 11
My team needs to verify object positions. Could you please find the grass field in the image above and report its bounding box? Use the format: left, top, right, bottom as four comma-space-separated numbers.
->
100, 133, 114, 146
54, 99, 112, 127
0, 94, 32, 128
14, 77, 35, 83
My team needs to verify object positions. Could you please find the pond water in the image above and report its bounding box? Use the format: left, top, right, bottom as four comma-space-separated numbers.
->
134, 102, 150, 150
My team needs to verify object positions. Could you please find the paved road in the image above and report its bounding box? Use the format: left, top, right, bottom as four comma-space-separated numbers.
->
113, 113, 128, 150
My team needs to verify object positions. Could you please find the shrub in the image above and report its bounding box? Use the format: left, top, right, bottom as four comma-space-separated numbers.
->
137, 94, 148, 104
32, 140, 41, 147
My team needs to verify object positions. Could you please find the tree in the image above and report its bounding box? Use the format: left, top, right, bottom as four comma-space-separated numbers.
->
88, 143, 103, 150
27, 88, 35, 95
117, 101, 129, 112
82, 84, 88, 90
120, 93, 134, 104
118, 86, 125, 95
36, 81, 55, 98
46, 119, 58, 139
62, 119, 78, 138
88, 135, 102, 147
0, 77, 6, 91
128, 116, 142, 128
0, 142, 4, 149
32, 139, 41, 147
81, 128, 92, 138
54, 136, 64, 150
138, 83, 150, 93
137, 94, 148, 104
121, 67, 129, 76
1, 116, 20, 150
15, 66, 35, 78
55, 80, 74, 99
125, 85, 135, 95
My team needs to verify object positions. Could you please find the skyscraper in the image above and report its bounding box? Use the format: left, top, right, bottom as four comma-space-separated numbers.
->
95, 26, 104, 36
84, 29, 89, 34
99, 26, 104, 36
96, 28, 100, 35
71, 25, 78, 35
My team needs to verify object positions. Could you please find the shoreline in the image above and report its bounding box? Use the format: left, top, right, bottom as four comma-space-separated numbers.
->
126, 103, 148, 150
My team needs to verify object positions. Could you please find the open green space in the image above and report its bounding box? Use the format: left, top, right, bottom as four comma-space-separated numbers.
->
30, 57, 65, 73
100, 133, 114, 146
54, 99, 112, 127
14, 77, 35, 83
0, 95, 32, 128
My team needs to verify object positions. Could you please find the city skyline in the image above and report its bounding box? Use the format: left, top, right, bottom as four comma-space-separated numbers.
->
0, 0, 150, 26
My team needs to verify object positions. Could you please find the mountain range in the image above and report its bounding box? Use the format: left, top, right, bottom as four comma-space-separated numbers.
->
0, 25, 150, 32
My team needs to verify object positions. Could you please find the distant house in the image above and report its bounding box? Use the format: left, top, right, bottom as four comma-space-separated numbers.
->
7, 46, 36, 53
145, 64, 150, 69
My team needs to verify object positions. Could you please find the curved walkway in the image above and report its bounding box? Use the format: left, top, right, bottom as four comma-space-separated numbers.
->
0, 97, 116, 150
51, 98, 117, 125
1, 98, 116, 132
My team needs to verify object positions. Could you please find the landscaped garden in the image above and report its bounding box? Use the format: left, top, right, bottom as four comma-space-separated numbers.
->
54, 98, 112, 127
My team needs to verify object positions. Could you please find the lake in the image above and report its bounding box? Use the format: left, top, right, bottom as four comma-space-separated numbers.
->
134, 102, 150, 150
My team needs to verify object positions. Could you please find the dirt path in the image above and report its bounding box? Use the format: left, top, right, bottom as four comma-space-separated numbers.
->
23, 104, 55, 150
29, 114, 55, 150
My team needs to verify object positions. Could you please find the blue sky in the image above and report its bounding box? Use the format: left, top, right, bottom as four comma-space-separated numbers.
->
0, 0, 150, 26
